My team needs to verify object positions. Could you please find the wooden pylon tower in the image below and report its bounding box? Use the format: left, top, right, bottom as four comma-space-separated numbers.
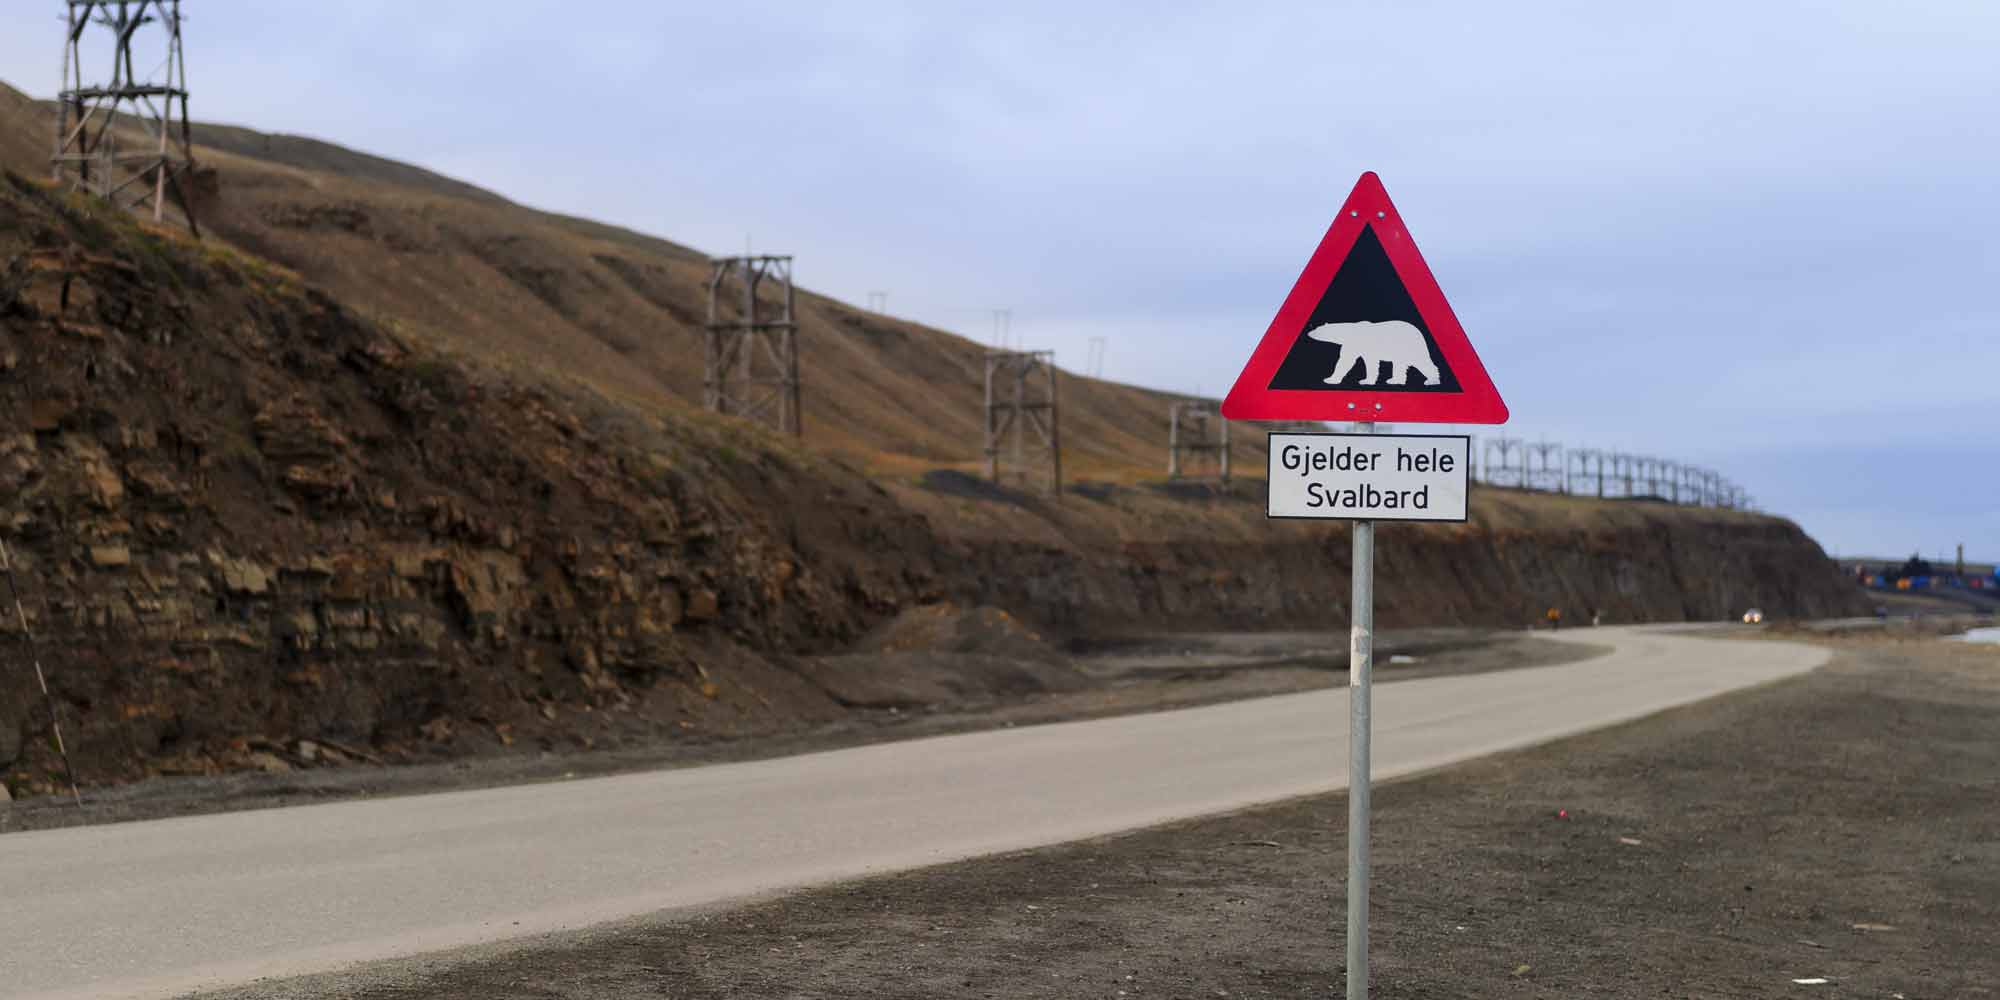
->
53, 0, 201, 235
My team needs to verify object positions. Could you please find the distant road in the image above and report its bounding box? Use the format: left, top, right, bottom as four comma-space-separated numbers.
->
0, 627, 1826, 1000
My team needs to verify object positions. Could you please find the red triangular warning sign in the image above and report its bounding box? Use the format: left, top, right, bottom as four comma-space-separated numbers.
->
1221, 172, 1508, 425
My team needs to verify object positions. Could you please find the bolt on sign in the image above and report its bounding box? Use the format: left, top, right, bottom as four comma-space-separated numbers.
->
1220, 172, 1508, 1000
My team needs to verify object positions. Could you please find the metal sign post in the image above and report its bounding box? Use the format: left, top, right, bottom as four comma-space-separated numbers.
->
1264, 426, 1471, 997
1345, 422, 1374, 999
1220, 172, 1509, 999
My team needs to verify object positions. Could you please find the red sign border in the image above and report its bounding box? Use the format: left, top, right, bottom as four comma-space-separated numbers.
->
1220, 172, 1508, 425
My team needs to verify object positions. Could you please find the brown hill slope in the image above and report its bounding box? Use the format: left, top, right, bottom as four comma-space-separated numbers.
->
1, 171, 1865, 797
0, 84, 50, 178
0, 78, 1248, 483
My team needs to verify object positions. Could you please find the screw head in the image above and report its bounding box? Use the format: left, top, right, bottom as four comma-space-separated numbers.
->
1346, 403, 1356, 410
1374, 403, 1383, 410
1376, 211, 1386, 219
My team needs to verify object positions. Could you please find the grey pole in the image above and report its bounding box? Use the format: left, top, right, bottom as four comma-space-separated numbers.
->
1346, 421, 1375, 1000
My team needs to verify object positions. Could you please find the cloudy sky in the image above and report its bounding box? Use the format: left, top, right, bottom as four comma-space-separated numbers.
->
2, 1, 1994, 560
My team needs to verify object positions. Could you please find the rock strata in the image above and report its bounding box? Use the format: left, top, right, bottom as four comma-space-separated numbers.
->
0, 173, 1866, 797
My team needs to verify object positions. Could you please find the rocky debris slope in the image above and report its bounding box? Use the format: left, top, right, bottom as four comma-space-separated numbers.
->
0, 174, 1864, 800
0, 175, 943, 796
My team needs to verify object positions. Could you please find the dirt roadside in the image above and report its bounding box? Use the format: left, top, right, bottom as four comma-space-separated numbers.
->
1, 628, 1601, 834
193, 632, 2000, 999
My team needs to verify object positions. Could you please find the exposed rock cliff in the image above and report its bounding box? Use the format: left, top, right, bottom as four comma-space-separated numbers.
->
0, 175, 1863, 798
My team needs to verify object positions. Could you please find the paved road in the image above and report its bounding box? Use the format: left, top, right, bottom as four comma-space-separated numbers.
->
0, 627, 1826, 1000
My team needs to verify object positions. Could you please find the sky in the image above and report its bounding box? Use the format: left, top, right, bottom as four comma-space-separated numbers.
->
1, 1, 1994, 560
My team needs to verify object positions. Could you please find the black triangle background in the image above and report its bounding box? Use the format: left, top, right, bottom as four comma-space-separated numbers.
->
1266, 226, 1461, 393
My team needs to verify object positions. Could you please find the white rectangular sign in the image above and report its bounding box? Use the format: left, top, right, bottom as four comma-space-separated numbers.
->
1266, 432, 1469, 522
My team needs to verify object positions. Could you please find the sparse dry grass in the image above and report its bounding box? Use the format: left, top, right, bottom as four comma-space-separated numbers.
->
0, 77, 1273, 489
0, 78, 1789, 552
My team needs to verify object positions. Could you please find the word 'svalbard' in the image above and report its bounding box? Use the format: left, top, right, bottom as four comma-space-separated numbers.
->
1266, 433, 1469, 522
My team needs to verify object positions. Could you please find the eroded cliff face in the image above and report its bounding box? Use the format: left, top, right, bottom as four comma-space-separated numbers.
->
0, 176, 944, 792
901, 487, 1861, 634
0, 177, 1862, 796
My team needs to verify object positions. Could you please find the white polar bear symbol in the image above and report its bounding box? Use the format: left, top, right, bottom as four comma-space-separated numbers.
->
1307, 320, 1440, 386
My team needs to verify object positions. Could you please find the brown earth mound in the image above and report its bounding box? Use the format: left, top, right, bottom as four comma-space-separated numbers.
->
848, 603, 1060, 663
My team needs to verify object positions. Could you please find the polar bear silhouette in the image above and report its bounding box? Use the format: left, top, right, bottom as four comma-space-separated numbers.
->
1307, 320, 1440, 386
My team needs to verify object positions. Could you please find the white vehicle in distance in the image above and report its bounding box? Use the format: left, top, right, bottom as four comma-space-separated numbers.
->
1742, 608, 1765, 624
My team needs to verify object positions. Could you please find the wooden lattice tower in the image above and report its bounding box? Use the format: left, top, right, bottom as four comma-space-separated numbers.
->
1678, 465, 1710, 507
1525, 441, 1565, 492
1636, 457, 1670, 499
703, 255, 800, 436
983, 350, 1060, 494
1479, 436, 1524, 488
53, 0, 199, 234
1658, 461, 1685, 503
1609, 452, 1627, 498
1566, 448, 1608, 497
1167, 400, 1229, 482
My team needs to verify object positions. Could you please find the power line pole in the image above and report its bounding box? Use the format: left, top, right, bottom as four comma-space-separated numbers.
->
54, 0, 200, 234
1167, 400, 1229, 482
983, 349, 1060, 494
989, 309, 1013, 350
704, 255, 801, 436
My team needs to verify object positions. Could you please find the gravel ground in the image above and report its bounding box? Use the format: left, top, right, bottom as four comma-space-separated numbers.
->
189, 631, 2000, 999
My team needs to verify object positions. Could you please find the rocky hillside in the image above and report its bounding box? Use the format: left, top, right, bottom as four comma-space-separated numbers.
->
0, 172, 1865, 798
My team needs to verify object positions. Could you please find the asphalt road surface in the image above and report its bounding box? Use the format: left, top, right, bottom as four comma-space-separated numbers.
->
0, 626, 1826, 1000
